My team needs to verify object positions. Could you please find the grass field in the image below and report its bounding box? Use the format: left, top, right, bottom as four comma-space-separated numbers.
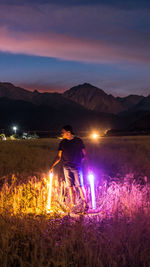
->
0, 136, 150, 266
0, 136, 150, 179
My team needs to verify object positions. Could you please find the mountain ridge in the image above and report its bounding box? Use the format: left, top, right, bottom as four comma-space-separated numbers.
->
0, 82, 149, 132
0, 81, 148, 114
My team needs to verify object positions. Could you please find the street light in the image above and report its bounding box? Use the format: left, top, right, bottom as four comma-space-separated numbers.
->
13, 126, 17, 135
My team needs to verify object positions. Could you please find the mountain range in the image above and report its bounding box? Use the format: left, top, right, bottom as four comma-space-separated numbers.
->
0, 82, 149, 134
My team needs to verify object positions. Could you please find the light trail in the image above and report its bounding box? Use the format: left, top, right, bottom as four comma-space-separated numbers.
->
79, 169, 86, 198
88, 173, 96, 210
47, 172, 53, 213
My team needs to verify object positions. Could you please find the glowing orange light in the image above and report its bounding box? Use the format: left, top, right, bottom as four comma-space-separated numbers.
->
47, 172, 53, 213
92, 133, 98, 139
90, 132, 100, 140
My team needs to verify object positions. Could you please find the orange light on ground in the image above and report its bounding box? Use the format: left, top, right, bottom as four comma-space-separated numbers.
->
47, 172, 53, 213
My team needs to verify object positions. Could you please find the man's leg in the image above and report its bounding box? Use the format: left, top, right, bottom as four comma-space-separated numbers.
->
72, 167, 88, 210
69, 187, 76, 206
78, 186, 87, 207
63, 167, 75, 207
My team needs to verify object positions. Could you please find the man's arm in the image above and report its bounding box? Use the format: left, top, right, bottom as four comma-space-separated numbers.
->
82, 148, 88, 162
49, 150, 62, 172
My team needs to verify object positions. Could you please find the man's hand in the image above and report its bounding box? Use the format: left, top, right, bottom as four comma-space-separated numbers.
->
49, 150, 62, 174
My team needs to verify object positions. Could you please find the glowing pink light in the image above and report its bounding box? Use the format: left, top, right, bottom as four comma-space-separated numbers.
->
79, 169, 84, 187
88, 173, 96, 210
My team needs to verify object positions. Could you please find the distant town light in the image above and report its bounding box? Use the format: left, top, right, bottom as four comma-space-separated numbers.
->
13, 126, 17, 134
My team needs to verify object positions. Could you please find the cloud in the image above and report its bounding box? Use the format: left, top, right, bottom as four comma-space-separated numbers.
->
1, 0, 150, 9
0, 26, 150, 64
0, 27, 112, 63
0, 26, 149, 65
0, 2, 150, 65
0, 3, 150, 43
1, 3, 150, 33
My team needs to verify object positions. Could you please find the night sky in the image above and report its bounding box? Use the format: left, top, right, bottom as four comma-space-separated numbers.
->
0, 0, 150, 96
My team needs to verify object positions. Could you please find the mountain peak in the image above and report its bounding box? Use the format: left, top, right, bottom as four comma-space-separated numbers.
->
33, 89, 39, 94
0, 82, 33, 101
64, 83, 106, 96
64, 83, 124, 114
81, 82, 94, 87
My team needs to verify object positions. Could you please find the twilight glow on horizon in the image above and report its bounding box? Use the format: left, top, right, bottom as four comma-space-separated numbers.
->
0, 0, 150, 96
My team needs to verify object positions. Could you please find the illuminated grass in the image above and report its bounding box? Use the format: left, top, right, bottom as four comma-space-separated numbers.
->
0, 173, 150, 217
0, 175, 150, 266
0, 137, 150, 266
0, 174, 67, 215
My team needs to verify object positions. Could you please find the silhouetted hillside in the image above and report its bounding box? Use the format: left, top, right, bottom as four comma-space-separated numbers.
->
129, 95, 150, 112
0, 82, 149, 133
117, 95, 144, 109
0, 97, 120, 132
129, 114, 150, 131
0, 82, 33, 101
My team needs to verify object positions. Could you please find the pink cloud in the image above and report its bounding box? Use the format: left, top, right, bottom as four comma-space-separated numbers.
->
0, 27, 150, 64
0, 3, 150, 65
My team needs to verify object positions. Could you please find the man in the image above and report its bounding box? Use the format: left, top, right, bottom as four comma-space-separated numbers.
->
49, 125, 88, 212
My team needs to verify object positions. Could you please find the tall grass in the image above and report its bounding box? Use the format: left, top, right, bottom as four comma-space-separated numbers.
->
0, 173, 150, 217
0, 137, 150, 266
0, 174, 150, 266
85, 136, 150, 179
0, 138, 59, 177
0, 136, 150, 179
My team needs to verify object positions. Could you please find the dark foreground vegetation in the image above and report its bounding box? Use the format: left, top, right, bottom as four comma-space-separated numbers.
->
1, 211, 150, 267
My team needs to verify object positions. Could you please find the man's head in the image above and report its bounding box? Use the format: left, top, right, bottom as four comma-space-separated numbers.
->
61, 125, 74, 139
